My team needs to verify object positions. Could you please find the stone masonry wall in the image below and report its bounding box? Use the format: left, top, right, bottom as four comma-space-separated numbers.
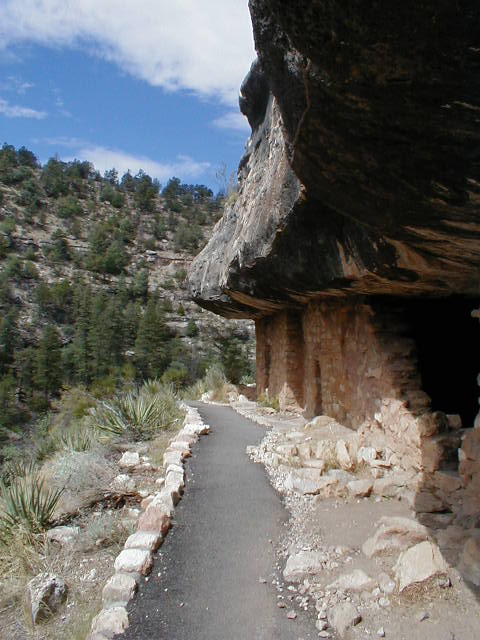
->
256, 299, 453, 480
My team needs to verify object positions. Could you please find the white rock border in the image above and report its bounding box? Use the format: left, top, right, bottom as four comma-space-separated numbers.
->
86, 404, 209, 640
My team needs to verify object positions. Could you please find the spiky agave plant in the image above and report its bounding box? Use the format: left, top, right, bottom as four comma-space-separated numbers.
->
60, 427, 93, 452
90, 385, 183, 440
0, 461, 63, 542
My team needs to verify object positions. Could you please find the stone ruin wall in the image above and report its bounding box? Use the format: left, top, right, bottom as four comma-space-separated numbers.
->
256, 299, 480, 522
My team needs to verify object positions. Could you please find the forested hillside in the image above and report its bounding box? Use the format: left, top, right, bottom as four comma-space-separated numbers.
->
0, 143, 254, 454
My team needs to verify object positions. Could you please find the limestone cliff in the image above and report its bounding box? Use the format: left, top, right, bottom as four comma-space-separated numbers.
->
188, 0, 480, 318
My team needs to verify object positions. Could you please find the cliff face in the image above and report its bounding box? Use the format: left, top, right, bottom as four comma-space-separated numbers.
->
188, 0, 480, 317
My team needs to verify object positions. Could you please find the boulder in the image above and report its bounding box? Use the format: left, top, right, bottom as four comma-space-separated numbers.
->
46, 525, 80, 546
283, 550, 327, 582
328, 602, 362, 638
373, 473, 409, 497
102, 573, 138, 606
362, 516, 429, 557
91, 606, 129, 637
327, 569, 376, 593
114, 548, 153, 576
336, 440, 354, 471
118, 451, 140, 469
356, 447, 378, 464
284, 469, 336, 496
163, 449, 183, 468
124, 531, 162, 552
137, 505, 170, 535
111, 474, 136, 492
347, 479, 373, 497
394, 541, 449, 592
27, 573, 67, 623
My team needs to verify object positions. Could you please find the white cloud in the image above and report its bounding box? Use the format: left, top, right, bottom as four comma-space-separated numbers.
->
0, 1, 256, 105
0, 97, 46, 119
65, 145, 210, 183
0, 76, 34, 94
212, 111, 250, 133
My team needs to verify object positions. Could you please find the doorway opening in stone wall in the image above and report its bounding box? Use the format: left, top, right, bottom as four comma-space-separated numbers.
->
313, 359, 322, 416
403, 297, 479, 468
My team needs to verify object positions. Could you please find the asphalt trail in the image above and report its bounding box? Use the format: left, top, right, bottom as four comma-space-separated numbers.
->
119, 402, 316, 640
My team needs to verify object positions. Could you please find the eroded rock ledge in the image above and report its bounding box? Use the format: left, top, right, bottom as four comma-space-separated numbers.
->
188, 2, 480, 526
188, 1, 480, 317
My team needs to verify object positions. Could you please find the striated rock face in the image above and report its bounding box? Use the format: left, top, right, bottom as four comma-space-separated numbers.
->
188, 1, 480, 522
188, 1, 480, 316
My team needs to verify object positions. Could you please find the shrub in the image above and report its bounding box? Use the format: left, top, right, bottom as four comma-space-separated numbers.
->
89, 384, 183, 440
44, 450, 116, 515
186, 318, 199, 337
23, 260, 39, 279
257, 391, 280, 412
100, 184, 124, 209
0, 461, 63, 541
57, 194, 82, 219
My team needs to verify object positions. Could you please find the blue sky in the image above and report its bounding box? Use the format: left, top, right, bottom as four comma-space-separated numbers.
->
0, 1, 256, 192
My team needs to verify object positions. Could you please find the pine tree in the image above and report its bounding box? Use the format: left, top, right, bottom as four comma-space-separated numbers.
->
72, 284, 91, 383
34, 324, 62, 398
134, 300, 170, 378
88, 291, 108, 376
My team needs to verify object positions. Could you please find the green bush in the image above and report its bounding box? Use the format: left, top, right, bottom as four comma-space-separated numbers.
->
57, 194, 82, 218
100, 184, 124, 209
186, 318, 199, 337
23, 260, 39, 279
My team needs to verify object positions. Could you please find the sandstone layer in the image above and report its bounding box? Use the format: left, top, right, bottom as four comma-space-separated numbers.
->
188, 1, 480, 317
187, 2, 480, 522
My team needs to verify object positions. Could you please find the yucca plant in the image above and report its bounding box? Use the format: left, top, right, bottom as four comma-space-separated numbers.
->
90, 384, 183, 441
60, 428, 92, 452
0, 461, 63, 542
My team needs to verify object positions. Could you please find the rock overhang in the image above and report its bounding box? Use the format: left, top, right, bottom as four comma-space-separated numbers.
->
187, 1, 480, 319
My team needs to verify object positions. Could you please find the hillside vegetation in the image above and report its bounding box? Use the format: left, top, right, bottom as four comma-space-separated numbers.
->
0, 142, 254, 460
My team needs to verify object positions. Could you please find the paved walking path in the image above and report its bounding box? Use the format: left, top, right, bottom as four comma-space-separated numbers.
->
119, 402, 316, 640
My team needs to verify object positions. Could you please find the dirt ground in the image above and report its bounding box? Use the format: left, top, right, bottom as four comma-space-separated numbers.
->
239, 400, 480, 640
0, 425, 178, 640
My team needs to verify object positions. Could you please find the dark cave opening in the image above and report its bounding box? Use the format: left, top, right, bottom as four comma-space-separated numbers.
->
403, 298, 479, 429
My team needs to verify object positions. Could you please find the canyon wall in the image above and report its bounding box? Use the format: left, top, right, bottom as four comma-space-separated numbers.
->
188, 1, 480, 520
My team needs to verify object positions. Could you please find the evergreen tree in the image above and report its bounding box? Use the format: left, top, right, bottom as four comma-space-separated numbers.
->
34, 324, 62, 397
88, 292, 108, 376
72, 284, 91, 383
134, 300, 170, 378
0, 310, 18, 374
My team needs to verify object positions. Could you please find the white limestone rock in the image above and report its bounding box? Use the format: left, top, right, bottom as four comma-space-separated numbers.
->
362, 516, 429, 557
114, 548, 153, 576
357, 447, 377, 464
327, 569, 377, 593
328, 602, 362, 638
284, 468, 335, 496
335, 440, 354, 471
394, 541, 448, 592
118, 451, 140, 469
283, 550, 327, 582
102, 573, 138, 606
46, 525, 80, 546
27, 573, 67, 623
124, 531, 162, 551
91, 606, 129, 637
111, 474, 136, 492
347, 479, 373, 497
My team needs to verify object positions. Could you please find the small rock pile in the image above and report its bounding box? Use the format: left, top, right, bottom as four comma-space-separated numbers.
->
241, 403, 480, 639
86, 405, 209, 640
